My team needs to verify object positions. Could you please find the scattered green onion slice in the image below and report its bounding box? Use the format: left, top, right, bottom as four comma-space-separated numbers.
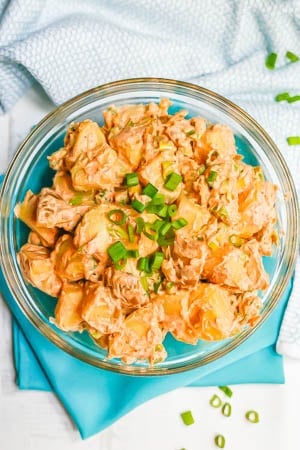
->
153, 279, 162, 293
158, 233, 175, 247
157, 204, 168, 218
142, 183, 158, 198
140, 275, 149, 292
131, 199, 145, 213
265, 52, 277, 70
143, 223, 159, 241
160, 222, 172, 236
69, 193, 83, 205
275, 92, 290, 102
287, 136, 300, 145
207, 170, 218, 184
127, 249, 139, 259
186, 129, 196, 136
138, 257, 150, 273
136, 217, 145, 234
127, 223, 135, 243
107, 241, 127, 262
209, 394, 222, 408
151, 193, 165, 205
124, 172, 139, 187
221, 402, 232, 417
151, 219, 165, 232
164, 172, 182, 191
229, 234, 244, 248
168, 204, 177, 217
150, 252, 164, 270
180, 410, 195, 426
108, 209, 127, 225
172, 218, 188, 230
245, 410, 260, 423
287, 95, 300, 103
199, 164, 206, 175
111, 225, 128, 240
214, 434, 226, 448
218, 386, 233, 398
286, 50, 299, 62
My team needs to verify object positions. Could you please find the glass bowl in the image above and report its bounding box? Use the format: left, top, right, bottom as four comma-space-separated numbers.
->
0, 78, 299, 375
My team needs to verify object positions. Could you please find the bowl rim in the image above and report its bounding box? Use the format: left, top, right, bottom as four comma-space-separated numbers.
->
1, 77, 299, 376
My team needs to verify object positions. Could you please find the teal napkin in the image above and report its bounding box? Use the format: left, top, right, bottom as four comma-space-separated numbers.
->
0, 268, 291, 438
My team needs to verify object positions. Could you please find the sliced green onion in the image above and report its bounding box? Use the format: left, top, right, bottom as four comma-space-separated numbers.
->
245, 410, 260, 423
198, 164, 206, 175
151, 219, 165, 232
114, 258, 127, 270
153, 279, 162, 293
127, 249, 139, 258
150, 252, 164, 270
138, 257, 150, 273
221, 402, 232, 417
214, 434, 226, 448
109, 225, 128, 240
128, 223, 135, 243
131, 199, 145, 212
107, 241, 127, 262
142, 183, 158, 198
229, 234, 245, 247
218, 386, 233, 398
287, 95, 300, 103
168, 204, 177, 217
160, 222, 172, 236
151, 193, 165, 205
158, 229, 175, 247
286, 50, 299, 62
143, 223, 159, 241
209, 394, 222, 408
108, 209, 127, 225
124, 172, 139, 187
275, 92, 290, 102
180, 410, 195, 426
265, 52, 277, 70
69, 193, 83, 205
287, 136, 300, 145
164, 172, 182, 191
207, 170, 218, 185
172, 218, 188, 230
156, 204, 168, 218
136, 217, 145, 234
140, 275, 149, 292
186, 129, 196, 136
166, 281, 174, 291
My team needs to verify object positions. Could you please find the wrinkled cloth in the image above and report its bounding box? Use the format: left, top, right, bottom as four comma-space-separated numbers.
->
1, 0, 300, 438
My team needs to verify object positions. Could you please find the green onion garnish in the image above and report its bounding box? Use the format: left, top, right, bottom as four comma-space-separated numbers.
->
275, 92, 290, 102
150, 252, 164, 270
286, 50, 299, 63
114, 258, 127, 270
151, 193, 165, 205
136, 217, 145, 234
229, 234, 244, 247
214, 434, 226, 448
158, 233, 175, 247
142, 183, 158, 198
140, 275, 149, 292
287, 136, 300, 145
124, 172, 139, 187
221, 402, 232, 417
265, 52, 277, 70
207, 170, 218, 185
127, 249, 139, 258
127, 224, 135, 243
245, 410, 260, 423
160, 222, 172, 236
180, 410, 195, 426
287, 95, 300, 103
108, 209, 127, 225
209, 394, 222, 408
151, 219, 165, 232
131, 199, 145, 213
69, 193, 83, 206
218, 386, 233, 398
156, 204, 168, 218
143, 223, 159, 241
138, 257, 150, 272
164, 172, 182, 191
167, 204, 177, 217
172, 218, 188, 230
198, 164, 206, 175
107, 241, 127, 262
186, 129, 196, 136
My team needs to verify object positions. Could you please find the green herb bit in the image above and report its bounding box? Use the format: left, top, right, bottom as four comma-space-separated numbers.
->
136, 217, 145, 234
69, 193, 84, 206
164, 172, 182, 191
214, 434, 226, 448
265, 52, 277, 70
167, 204, 177, 217
114, 258, 127, 270
245, 410, 260, 423
143, 222, 159, 241
218, 385, 233, 398
180, 410, 195, 426
124, 172, 139, 187
150, 251, 164, 270
156, 204, 168, 218
221, 402, 232, 417
286, 50, 300, 62
186, 129, 196, 136
287, 136, 300, 145
131, 199, 145, 213
127, 223, 135, 243
209, 394, 222, 408
140, 275, 149, 292
107, 241, 127, 263
287, 95, 300, 103
172, 217, 188, 230
207, 170, 218, 185
229, 234, 244, 248
160, 221, 172, 236
198, 164, 206, 175
127, 249, 139, 259
151, 193, 165, 205
138, 257, 151, 273
108, 209, 127, 225
275, 92, 290, 102
142, 183, 158, 198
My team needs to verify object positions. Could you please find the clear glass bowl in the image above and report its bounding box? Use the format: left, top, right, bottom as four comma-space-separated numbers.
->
0, 78, 299, 375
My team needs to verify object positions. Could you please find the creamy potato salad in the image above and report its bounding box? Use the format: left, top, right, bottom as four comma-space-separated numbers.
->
15, 99, 278, 364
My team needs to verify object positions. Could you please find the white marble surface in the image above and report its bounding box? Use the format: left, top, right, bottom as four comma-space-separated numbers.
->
1, 85, 300, 450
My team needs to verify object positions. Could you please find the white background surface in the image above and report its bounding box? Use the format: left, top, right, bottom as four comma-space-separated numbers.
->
1, 85, 300, 450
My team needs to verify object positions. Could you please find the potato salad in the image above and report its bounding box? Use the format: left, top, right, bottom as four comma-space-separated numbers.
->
15, 99, 278, 364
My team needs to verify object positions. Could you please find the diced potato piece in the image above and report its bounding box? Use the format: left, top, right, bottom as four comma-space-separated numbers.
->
109, 125, 144, 169
202, 124, 236, 159
103, 104, 147, 129
18, 243, 62, 297
81, 282, 123, 334
55, 282, 84, 331
14, 191, 58, 247
175, 196, 210, 234
51, 234, 85, 281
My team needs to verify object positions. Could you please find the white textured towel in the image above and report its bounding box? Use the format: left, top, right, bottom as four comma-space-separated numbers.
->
0, 0, 300, 357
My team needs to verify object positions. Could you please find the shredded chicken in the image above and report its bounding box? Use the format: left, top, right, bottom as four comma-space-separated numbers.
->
16, 98, 279, 365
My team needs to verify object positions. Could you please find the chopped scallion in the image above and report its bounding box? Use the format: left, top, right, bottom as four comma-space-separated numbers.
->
108, 209, 127, 225
286, 50, 299, 62
265, 52, 277, 70
136, 217, 145, 234
131, 199, 145, 213
287, 136, 300, 145
140, 275, 149, 292
142, 183, 158, 198
143, 223, 159, 241
151, 193, 165, 205
150, 252, 164, 270
114, 258, 127, 270
245, 410, 260, 423
127, 223, 135, 243
107, 241, 127, 262
198, 164, 206, 175
138, 257, 150, 273
207, 170, 218, 185
172, 218, 188, 230
164, 172, 182, 191
221, 402, 232, 417
127, 249, 139, 258
156, 204, 168, 218
167, 204, 177, 217
287, 95, 300, 103
180, 410, 195, 426
214, 434, 226, 448
160, 222, 172, 236
275, 92, 290, 102
218, 385, 233, 398
124, 172, 139, 187
209, 394, 222, 408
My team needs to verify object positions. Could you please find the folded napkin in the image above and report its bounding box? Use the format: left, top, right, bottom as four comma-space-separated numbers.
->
1, 0, 300, 439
